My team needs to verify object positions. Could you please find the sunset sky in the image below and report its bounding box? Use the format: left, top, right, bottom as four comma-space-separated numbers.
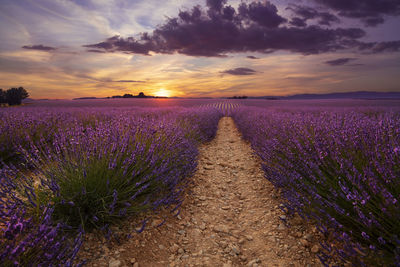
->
0, 0, 399, 99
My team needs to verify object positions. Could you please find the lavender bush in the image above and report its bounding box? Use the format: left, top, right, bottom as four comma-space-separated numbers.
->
0, 166, 83, 266
233, 107, 400, 266
27, 108, 221, 230
1, 105, 222, 265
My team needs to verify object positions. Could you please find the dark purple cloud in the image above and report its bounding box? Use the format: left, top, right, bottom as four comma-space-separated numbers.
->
238, 1, 287, 28
247, 56, 259, 59
206, 0, 226, 13
221, 67, 257, 75
325, 57, 357, 66
87, 49, 106, 53
114, 80, 145, 83
313, 0, 400, 26
287, 4, 340, 26
356, 40, 400, 53
371, 41, 400, 53
22, 45, 56, 51
84, 0, 399, 57
318, 11, 341, 26
289, 17, 307, 27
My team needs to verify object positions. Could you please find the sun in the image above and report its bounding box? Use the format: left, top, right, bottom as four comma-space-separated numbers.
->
154, 88, 171, 97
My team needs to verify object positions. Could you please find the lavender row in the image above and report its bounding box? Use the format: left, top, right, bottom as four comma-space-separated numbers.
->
0, 106, 222, 266
232, 107, 400, 266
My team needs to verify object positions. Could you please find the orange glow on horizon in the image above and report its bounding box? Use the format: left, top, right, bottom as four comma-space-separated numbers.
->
153, 88, 172, 97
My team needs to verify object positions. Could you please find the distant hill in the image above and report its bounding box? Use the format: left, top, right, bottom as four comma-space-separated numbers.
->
73, 97, 99, 100
22, 98, 35, 103
252, 91, 400, 100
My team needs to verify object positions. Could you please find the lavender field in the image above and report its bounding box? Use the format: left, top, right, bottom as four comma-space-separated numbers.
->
1, 99, 400, 266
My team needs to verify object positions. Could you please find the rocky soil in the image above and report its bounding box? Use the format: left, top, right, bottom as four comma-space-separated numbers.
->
79, 117, 324, 267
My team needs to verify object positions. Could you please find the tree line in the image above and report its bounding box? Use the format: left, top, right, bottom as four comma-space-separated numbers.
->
0, 87, 29, 106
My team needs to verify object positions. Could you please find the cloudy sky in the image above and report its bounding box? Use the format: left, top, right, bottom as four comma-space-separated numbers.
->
0, 0, 399, 98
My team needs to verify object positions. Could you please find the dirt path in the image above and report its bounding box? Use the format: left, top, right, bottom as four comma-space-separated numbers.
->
81, 117, 322, 267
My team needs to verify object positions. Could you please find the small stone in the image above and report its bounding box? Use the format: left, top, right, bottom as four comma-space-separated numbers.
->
219, 240, 228, 248
279, 215, 287, 220
178, 230, 186, 235
300, 239, 309, 247
170, 244, 180, 253
213, 225, 229, 234
108, 259, 121, 267
133, 263, 139, 267
159, 244, 165, 250
221, 206, 230, 210
304, 234, 313, 241
223, 263, 233, 267
277, 224, 286, 230
231, 247, 240, 255
193, 229, 202, 238
293, 254, 302, 260
151, 219, 163, 227
311, 245, 319, 253
199, 223, 206, 230
247, 259, 261, 266
178, 248, 185, 254
245, 235, 254, 241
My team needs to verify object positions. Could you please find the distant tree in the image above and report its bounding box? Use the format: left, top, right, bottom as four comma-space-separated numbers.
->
138, 92, 145, 98
6, 87, 29, 105
229, 95, 247, 99
123, 94, 134, 98
0, 89, 6, 104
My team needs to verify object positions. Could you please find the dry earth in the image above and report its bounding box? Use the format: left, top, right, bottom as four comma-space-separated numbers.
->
79, 117, 324, 267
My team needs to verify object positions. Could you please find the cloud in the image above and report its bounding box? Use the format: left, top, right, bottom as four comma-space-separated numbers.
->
370, 41, 400, 53
313, 0, 400, 26
114, 80, 146, 83
325, 57, 357, 66
221, 67, 257, 75
86, 49, 106, 53
238, 1, 287, 28
247, 56, 259, 59
84, 0, 399, 57
357, 40, 400, 53
289, 17, 307, 27
22, 44, 56, 51
287, 4, 340, 26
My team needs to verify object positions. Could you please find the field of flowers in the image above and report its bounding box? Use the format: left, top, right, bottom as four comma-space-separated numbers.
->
1, 98, 399, 266
232, 104, 400, 266
0, 103, 222, 266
